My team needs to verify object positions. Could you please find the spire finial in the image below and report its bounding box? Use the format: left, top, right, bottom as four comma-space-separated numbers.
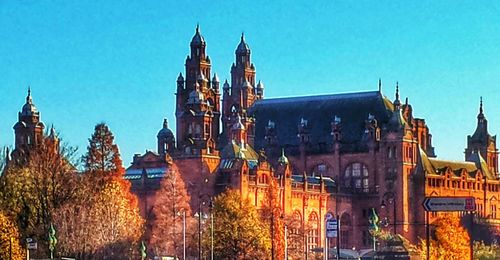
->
480, 96, 484, 115
26, 86, 32, 103
196, 23, 200, 32
395, 81, 400, 101
163, 118, 168, 128
378, 78, 382, 92
241, 32, 245, 41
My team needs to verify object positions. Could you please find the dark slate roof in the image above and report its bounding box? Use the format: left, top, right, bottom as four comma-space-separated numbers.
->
249, 91, 394, 152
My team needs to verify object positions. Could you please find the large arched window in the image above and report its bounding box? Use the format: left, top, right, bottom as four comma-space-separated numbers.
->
344, 163, 369, 192
340, 213, 352, 249
308, 212, 319, 251
288, 211, 303, 257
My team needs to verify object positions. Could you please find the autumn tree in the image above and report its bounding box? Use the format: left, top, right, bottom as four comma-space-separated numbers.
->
261, 176, 285, 260
0, 211, 25, 260
83, 123, 124, 179
211, 189, 271, 259
416, 213, 470, 259
0, 134, 78, 258
149, 164, 195, 257
53, 123, 143, 259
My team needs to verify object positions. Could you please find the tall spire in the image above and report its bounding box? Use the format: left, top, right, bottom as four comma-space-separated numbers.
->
393, 82, 401, 109
479, 96, 484, 116
395, 82, 400, 100
27, 86, 32, 104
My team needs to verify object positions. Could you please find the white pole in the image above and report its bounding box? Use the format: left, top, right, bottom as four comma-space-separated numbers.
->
211, 211, 214, 260
183, 211, 186, 260
284, 225, 288, 260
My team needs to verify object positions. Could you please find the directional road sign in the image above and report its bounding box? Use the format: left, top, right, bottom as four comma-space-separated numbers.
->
422, 197, 476, 212
326, 218, 338, 238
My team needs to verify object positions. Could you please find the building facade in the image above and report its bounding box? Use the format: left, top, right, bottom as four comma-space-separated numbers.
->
118, 26, 500, 253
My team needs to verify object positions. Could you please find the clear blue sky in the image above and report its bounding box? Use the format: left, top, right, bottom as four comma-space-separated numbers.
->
1, 1, 500, 166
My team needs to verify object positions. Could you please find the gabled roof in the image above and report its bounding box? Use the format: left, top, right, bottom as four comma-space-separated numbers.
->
249, 91, 394, 152
416, 146, 497, 180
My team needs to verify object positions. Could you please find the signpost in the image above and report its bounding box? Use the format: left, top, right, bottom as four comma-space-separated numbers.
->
422, 197, 476, 212
422, 197, 476, 260
325, 214, 339, 260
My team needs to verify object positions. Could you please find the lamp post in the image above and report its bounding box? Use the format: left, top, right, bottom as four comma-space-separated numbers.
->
195, 193, 211, 260
284, 225, 288, 260
209, 200, 214, 260
380, 192, 397, 235
177, 210, 186, 260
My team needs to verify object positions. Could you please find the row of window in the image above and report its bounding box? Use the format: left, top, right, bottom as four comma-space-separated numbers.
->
427, 177, 500, 192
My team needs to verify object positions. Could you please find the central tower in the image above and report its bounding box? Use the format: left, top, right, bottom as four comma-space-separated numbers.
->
175, 25, 221, 157
222, 34, 263, 147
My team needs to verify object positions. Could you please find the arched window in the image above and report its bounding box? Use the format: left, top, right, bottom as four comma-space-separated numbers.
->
308, 212, 319, 251
340, 213, 352, 248
344, 163, 369, 192
288, 211, 303, 256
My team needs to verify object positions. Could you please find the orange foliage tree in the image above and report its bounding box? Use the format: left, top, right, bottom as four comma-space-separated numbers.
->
149, 165, 195, 258
261, 176, 285, 260
417, 213, 470, 259
0, 211, 25, 260
53, 123, 143, 259
211, 189, 271, 259
0, 134, 78, 258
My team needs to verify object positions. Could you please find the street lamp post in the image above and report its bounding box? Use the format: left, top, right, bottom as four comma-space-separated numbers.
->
197, 202, 202, 260
196, 194, 211, 260
380, 192, 397, 235
182, 211, 186, 260
284, 225, 288, 260
209, 200, 214, 260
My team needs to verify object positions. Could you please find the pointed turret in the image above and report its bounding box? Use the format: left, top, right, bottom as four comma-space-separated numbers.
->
12, 87, 45, 162
158, 118, 175, 156
236, 33, 251, 55
465, 97, 498, 176
190, 24, 205, 47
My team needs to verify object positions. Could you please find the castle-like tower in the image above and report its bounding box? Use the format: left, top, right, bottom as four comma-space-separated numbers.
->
12, 88, 45, 162
175, 25, 221, 157
222, 34, 263, 147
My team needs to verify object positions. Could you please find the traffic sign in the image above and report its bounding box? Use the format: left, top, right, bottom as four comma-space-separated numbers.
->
326, 220, 337, 230
27, 242, 37, 250
422, 197, 476, 212
326, 218, 338, 238
325, 212, 334, 220
326, 230, 338, 238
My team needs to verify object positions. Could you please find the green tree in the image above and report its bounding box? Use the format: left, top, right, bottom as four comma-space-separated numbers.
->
211, 189, 271, 259
149, 164, 195, 257
0, 211, 25, 260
